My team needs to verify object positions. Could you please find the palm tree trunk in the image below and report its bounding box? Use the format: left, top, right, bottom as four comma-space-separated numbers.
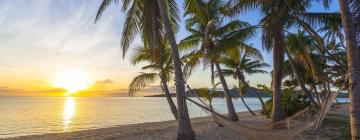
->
215, 62, 239, 121
322, 83, 329, 101
284, 48, 317, 105
313, 85, 321, 105
160, 73, 178, 120
270, 27, 286, 126
240, 94, 256, 116
236, 69, 265, 110
157, 0, 195, 139
236, 74, 256, 116
338, 1, 360, 139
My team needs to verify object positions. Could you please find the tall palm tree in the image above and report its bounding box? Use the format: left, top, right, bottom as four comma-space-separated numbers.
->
220, 48, 269, 111
319, 0, 360, 137
156, 1, 196, 139
228, 0, 340, 126
181, 0, 256, 121
284, 31, 321, 105
95, 0, 195, 139
128, 45, 178, 120
337, 0, 360, 139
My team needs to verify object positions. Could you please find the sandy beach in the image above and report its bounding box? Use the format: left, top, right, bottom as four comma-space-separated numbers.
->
6, 111, 265, 140
5, 104, 350, 140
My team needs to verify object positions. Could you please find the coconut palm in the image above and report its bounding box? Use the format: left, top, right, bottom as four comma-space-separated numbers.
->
193, 87, 224, 109
337, 0, 360, 139
181, 0, 256, 121
220, 48, 269, 111
227, 0, 340, 125
128, 44, 178, 120
326, 41, 348, 90
95, 0, 195, 139
283, 31, 323, 105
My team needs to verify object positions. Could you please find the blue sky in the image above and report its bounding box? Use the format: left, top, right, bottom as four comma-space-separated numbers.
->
0, 0, 340, 96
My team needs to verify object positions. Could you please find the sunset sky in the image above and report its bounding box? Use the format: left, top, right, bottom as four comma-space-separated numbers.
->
0, 0, 339, 96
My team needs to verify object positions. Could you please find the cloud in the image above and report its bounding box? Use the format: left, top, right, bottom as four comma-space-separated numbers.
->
75, 82, 166, 97
90, 79, 114, 89
0, 0, 128, 71
94, 79, 114, 85
76, 88, 128, 97
0, 87, 23, 93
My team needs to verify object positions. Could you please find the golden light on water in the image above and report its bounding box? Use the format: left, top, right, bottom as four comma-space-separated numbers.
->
53, 70, 91, 95
62, 97, 76, 131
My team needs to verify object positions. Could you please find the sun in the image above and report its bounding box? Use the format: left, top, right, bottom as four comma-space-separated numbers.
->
53, 70, 91, 95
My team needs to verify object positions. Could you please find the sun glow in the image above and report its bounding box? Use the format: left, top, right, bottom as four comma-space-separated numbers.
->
53, 70, 91, 95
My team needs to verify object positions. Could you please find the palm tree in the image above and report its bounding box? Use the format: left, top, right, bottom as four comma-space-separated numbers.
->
220, 48, 269, 111
193, 87, 224, 109
284, 31, 321, 105
181, 0, 256, 121
227, 0, 340, 126
337, 0, 360, 139
95, 0, 195, 139
128, 45, 178, 120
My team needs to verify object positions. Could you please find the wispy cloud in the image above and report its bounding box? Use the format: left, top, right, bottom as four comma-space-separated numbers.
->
0, 0, 145, 92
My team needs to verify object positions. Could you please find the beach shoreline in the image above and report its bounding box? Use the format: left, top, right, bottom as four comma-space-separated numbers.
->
5, 111, 265, 140
4, 104, 350, 140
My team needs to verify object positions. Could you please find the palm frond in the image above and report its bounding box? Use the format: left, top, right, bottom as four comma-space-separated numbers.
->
129, 72, 158, 96
95, 0, 121, 22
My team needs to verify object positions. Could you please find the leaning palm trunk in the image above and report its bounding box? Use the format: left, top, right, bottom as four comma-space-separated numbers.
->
236, 69, 265, 110
284, 48, 317, 106
215, 62, 239, 121
312, 85, 321, 105
270, 27, 286, 127
160, 73, 178, 120
157, 0, 195, 139
240, 94, 256, 116
338, 0, 360, 139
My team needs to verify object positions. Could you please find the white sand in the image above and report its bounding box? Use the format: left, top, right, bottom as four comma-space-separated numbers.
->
7, 111, 265, 140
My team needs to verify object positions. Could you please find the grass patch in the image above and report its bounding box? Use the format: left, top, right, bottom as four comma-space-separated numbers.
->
300, 114, 350, 140
334, 102, 350, 105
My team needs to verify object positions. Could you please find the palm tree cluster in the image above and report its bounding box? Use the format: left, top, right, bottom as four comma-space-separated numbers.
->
95, 0, 360, 139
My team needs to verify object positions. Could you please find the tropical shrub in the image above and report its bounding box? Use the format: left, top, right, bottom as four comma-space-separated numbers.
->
262, 88, 311, 118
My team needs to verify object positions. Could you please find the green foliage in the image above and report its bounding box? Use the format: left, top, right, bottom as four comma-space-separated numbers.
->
262, 88, 311, 118
193, 88, 224, 102
256, 84, 272, 95
95, 0, 179, 58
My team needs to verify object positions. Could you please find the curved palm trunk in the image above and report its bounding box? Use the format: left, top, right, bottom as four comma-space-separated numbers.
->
284, 48, 317, 106
322, 83, 329, 100
270, 27, 286, 126
240, 95, 256, 116
236, 69, 265, 110
312, 85, 321, 105
338, 1, 360, 139
160, 73, 178, 120
215, 62, 239, 121
157, 0, 195, 139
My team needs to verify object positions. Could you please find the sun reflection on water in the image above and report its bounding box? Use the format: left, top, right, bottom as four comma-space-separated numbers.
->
63, 97, 76, 131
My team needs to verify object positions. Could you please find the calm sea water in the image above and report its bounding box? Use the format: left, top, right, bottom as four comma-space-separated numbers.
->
0, 97, 269, 138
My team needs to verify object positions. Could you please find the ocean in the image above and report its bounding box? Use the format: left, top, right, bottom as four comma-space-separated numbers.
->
0, 97, 268, 138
